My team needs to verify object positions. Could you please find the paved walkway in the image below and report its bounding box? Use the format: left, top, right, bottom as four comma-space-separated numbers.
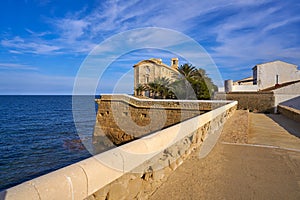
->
248, 113, 300, 150
149, 111, 300, 200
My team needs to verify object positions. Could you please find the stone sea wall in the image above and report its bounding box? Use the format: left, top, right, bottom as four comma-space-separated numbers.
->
94, 94, 226, 145
1, 95, 237, 200
214, 92, 275, 113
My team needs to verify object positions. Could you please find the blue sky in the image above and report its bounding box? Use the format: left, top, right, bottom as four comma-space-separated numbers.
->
0, 0, 299, 94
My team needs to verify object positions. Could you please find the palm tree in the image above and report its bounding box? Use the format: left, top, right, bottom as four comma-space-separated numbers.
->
169, 79, 185, 99
156, 77, 170, 87
176, 64, 218, 100
144, 64, 217, 100
147, 77, 172, 99
156, 77, 171, 99
135, 84, 147, 96
178, 63, 197, 80
147, 81, 160, 98
194, 69, 218, 98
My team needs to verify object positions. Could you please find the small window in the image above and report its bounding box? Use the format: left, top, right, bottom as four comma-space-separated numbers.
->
145, 66, 150, 74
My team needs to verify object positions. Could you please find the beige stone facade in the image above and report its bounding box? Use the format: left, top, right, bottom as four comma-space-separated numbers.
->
133, 58, 180, 95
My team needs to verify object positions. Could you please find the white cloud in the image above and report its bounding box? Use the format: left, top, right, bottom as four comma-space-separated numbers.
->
0, 63, 38, 70
1, 36, 61, 54
9, 50, 23, 54
1, 0, 299, 79
262, 16, 300, 33
54, 19, 89, 41
204, 1, 300, 73
25, 28, 51, 37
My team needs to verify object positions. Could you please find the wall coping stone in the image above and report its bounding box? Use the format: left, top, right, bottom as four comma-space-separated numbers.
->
96, 94, 233, 111
278, 104, 300, 123
99, 94, 234, 103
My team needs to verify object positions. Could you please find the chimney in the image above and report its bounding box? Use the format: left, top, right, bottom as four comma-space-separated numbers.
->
171, 58, 178, 70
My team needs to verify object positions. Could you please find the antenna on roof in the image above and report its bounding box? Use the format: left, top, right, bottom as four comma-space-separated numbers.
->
275, 74, 280, 88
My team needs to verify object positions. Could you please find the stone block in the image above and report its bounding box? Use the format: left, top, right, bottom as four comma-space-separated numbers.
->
1, 182, 40, 200
107, 183, 128, 200
31, 165, 88, 200
169, 161, 177, 171
152, 170, 165, 181
127, 177, 142, 199
77, 157, 123, 196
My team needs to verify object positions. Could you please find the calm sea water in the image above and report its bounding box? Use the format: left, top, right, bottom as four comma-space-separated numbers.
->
0, 95, 97, 191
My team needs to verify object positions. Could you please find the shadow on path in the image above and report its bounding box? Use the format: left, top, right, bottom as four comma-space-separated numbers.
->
267, 114, 300, 138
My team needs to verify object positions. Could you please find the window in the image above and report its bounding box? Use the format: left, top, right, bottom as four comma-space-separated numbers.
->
145, 76, 149, 83
253, 68, 257, 85
145, 66, 150, 74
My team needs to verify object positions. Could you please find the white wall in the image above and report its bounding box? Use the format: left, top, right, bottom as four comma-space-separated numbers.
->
273, 81, 300, 112
218, 87, 225, 92
224, 80, 258, 92
232, 85, 258, 92
257, 61, 300, 90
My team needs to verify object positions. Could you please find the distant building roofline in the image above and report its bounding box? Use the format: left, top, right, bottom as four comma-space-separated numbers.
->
252, 60, 298, 70
133, 58, 180, 74
260, 79, 300, 92
233, 76, 254, 85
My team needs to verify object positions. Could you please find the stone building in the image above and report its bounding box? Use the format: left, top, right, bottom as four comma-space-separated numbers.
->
133, 58, 180, 96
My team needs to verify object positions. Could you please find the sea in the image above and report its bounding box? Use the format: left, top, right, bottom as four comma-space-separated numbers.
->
0, 95, 99, 191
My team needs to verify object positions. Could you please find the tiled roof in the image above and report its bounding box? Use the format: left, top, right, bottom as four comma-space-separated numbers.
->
260, 79, 300, 91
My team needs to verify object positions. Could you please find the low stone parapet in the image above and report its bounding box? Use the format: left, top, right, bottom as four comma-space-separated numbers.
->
278, 104, 300, 123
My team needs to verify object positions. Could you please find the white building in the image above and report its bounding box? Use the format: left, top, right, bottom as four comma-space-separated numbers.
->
225, 60, 300, 92
253, 60, 300, 90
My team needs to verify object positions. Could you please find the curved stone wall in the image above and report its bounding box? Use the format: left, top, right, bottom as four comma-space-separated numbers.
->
0, 96, 237, 200
94, 94, 228, 145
